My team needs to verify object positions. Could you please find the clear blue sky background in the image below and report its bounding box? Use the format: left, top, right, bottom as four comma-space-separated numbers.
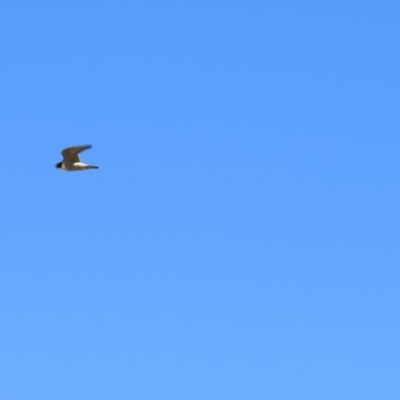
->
0, 1, 399, 398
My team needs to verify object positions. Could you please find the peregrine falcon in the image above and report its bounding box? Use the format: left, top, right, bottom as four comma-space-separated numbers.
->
55, 145, 99, 171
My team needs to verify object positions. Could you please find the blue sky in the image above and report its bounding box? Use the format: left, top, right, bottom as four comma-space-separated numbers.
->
0, 1, 399, 398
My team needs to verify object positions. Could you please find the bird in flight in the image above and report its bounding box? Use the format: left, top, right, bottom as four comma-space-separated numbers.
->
55, 145, 99, 171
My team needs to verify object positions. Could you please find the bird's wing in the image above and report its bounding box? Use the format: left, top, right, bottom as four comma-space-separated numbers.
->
61, 145, 92, 162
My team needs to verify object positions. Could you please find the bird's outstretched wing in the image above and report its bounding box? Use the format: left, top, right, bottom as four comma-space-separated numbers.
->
61, 145, 92, 162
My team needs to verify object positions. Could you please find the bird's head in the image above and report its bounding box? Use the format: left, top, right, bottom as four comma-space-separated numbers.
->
55, 162, 62, 169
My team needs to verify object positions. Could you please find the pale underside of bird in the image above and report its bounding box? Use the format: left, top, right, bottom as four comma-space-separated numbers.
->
55, 145, 99, 171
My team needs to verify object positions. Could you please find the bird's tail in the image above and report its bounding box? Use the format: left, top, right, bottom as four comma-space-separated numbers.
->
88, 165, 99, 169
